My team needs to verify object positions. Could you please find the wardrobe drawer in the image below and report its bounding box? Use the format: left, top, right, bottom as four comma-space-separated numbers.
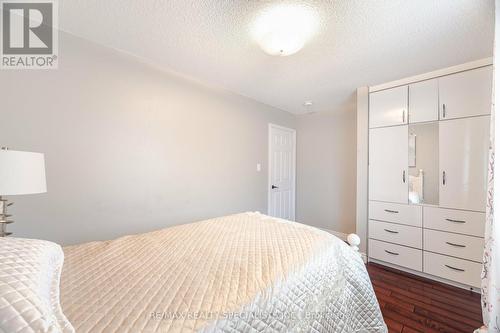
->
369, 239, 422, 271
369, 201, 422, 227
369, 220, 422, 249
423, 207, 485, 237
424, 252, 482, 288
424, 229, 483, 262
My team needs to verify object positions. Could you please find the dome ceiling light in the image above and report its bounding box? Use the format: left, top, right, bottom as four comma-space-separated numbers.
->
251, 4, 319, 56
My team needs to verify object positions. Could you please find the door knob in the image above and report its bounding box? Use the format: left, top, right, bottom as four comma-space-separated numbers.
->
271, 185, 279, 189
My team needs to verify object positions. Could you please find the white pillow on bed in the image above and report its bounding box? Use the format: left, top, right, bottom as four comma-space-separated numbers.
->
0, 237, 74, 333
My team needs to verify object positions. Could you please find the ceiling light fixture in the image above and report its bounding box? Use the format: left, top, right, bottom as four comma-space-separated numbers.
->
252, 4, 319, 56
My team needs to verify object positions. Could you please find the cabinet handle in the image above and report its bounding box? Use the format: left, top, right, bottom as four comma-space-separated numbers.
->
446, 241, 466, 248
442, 104, 446, 118
403, 170, 406, 183
402, 110, 406, 123
445, 264, 465, 272
385, 250, 399, 256
384, 209, 399, 214
442, 171, 446, 185
384, 229, 399, 234
445, 218, 466, 224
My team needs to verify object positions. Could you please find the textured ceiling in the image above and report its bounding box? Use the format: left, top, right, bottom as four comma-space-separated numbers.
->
58, 0, 494, 114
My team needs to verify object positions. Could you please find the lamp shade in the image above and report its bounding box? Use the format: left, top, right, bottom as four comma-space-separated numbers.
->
0, 150, 46, 195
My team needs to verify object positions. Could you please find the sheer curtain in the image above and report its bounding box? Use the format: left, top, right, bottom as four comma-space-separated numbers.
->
480, 1, 500, 331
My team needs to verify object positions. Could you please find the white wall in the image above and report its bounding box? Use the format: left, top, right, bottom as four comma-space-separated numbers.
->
295, 96, 357, 234
0, 32, 295, 245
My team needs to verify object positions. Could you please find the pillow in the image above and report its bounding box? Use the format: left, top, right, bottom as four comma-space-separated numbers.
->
0, 237, 74, 333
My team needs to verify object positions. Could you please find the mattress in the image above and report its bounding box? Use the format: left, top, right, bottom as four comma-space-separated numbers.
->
60, 212, 386, 332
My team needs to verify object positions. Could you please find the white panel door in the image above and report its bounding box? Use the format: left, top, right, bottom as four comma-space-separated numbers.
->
369, 86, 408, 128
369, 126, 408, 203
409, 79, 438, 123
439, 116, 490, 212
439, 66, 492, 120
268, 124, 296, 220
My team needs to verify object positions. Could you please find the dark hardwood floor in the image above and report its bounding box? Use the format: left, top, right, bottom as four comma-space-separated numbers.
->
367, 263, 483, 333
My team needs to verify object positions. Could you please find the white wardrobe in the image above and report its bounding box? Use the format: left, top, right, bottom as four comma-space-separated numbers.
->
367, 62, 492, 289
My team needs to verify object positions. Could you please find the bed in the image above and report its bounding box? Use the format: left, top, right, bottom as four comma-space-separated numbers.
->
0, 212, 386, 333
59, 212, 385, 332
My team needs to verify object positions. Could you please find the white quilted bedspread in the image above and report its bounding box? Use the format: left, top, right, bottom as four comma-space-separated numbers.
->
0, 238, 74, 333
60, 213, 386, 333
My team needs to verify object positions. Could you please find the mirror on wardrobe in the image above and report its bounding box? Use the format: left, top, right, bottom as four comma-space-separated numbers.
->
408, 122, 439, 205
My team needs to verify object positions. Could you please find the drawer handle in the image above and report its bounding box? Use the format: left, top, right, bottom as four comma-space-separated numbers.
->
385, 250, 399, 256
384, 229, 399, 234
445, 264, 465, 272
384, 209, 399, 214
446, 241, 466, 248
445, 218, 466, 224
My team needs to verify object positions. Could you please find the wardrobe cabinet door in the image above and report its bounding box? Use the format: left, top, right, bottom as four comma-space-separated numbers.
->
369, 86, 408, 128
369, 126, 409, 203
409, 79, 438, 123
439, 66, 492, 120
439, 116, 490, 212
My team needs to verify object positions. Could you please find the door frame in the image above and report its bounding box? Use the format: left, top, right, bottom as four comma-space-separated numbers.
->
268, 123, 297, 220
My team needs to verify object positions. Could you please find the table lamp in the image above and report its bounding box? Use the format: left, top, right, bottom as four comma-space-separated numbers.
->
0, 148, 47, 237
